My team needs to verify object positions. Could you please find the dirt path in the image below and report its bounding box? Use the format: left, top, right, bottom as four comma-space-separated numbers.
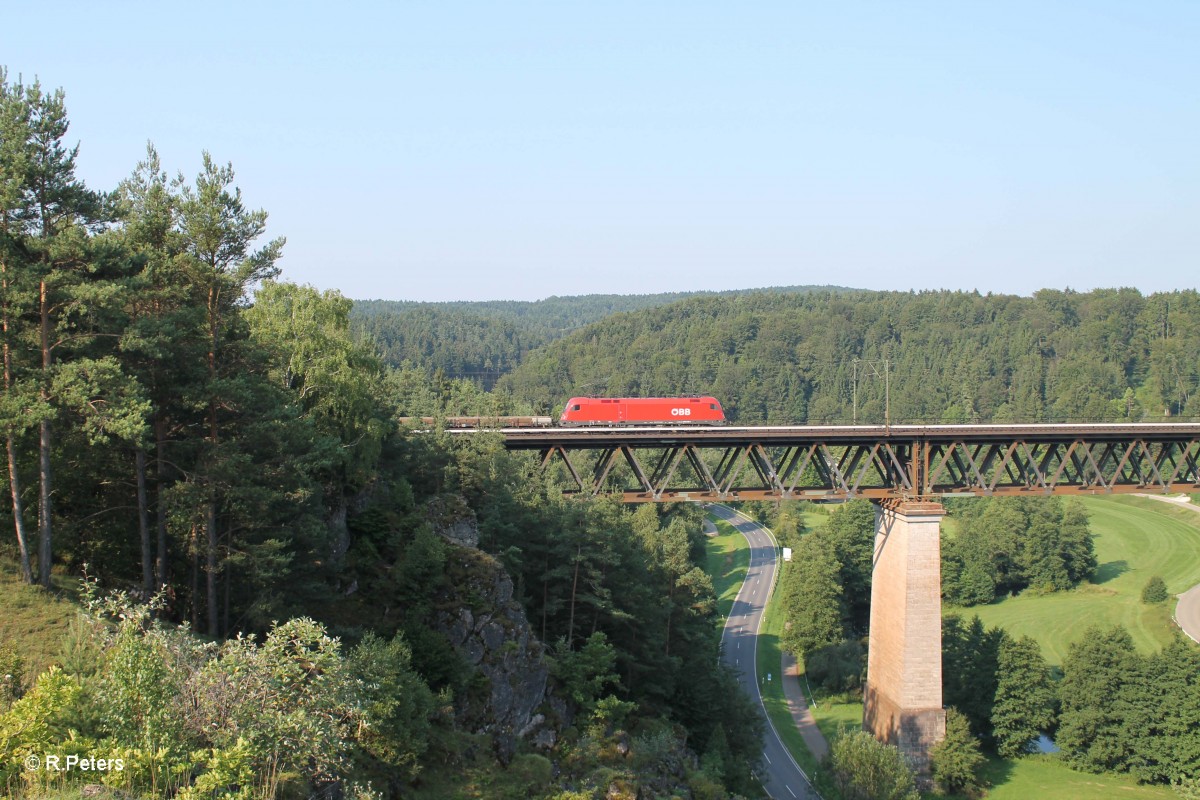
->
781, 651, 830, 760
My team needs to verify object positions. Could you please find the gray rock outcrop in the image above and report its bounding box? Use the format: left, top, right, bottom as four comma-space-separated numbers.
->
433, 544, 565, 761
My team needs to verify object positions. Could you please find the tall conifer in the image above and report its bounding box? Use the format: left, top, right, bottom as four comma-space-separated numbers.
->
0, 69, 33, 582
178, 153, 282, 635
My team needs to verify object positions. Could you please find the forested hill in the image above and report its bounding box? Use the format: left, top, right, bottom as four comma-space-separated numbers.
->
351, 285, 856, 383
497, 288, 1200, 424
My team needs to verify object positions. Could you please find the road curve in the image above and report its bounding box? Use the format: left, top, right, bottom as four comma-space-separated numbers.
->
711, 504, 820, 800
1176, 584, 1200, 644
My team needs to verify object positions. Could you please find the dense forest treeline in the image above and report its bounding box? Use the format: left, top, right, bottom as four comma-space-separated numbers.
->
495, 288, 1200, 423
0, 72, 761, 799
352, 286, 855, 387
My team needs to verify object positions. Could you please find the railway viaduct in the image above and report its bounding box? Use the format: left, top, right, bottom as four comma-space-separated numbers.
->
475, 422, 1200, 772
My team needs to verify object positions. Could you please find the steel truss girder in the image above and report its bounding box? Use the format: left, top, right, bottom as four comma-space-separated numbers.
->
539, 436, 1200, 503
920, 438, 1200, 496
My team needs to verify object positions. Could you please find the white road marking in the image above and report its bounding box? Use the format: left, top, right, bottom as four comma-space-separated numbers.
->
788, 786, 797, 797
764, 753, 772, 765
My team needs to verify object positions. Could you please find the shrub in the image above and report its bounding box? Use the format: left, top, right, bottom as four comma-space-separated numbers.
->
1142, 575, 1168, 604
0, 645, 23, 710
346, 632, 436, 780
821, 729, 919, 800
805, 639, 865, 692
0, 667, 83, 788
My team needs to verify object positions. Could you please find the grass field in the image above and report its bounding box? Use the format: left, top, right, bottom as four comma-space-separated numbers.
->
809, 695, 862, 745
800, 506, 831, 535
0, 557, 80, 680
957, 495, 1200, 666
706, 517, 752, 620
971, 755, 1177, 800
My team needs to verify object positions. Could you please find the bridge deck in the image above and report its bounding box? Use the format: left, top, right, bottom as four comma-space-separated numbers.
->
495, 423, 1200, 448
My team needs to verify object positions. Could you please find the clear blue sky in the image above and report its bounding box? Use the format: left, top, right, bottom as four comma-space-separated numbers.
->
4, 1, 1197, 301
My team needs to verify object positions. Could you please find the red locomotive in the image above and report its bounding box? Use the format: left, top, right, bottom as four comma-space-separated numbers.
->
559, 396, 726, 425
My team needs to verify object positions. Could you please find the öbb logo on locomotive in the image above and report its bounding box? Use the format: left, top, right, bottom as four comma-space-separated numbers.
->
560, 396, 725, 425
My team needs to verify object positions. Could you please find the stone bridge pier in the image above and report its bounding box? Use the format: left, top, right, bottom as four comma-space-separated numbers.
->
864, 500, 947, 775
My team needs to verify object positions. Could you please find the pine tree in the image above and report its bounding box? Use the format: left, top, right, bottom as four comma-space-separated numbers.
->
0, 69, 34, 583
700, 724, 733, 782
24, 82, 109, 587
820, 500, 875, 632
1059, 499, 1097, 584
942, 614, 1004, 740
115, 143, 207, 593
659, 516, 715, 659
931, 707, 984, 794
549, 631, 619, 716
0, 79, 140, 588
942, 532, 997, 606
993, 634, 1056, 758
1119, 638, 1200, 784
177, 152, 282, 635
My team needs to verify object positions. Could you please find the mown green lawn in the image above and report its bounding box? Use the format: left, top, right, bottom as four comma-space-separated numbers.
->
955, 495, 1200, 666
800, 506, 832, 539
975, 754, 1175, 800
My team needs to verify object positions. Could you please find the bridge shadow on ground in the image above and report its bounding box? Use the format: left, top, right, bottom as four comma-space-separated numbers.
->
1092, 560, 1129, 584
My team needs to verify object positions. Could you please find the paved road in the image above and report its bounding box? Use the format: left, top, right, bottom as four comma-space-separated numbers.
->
712, 504, 820, 800
1176, 584, 1200, 644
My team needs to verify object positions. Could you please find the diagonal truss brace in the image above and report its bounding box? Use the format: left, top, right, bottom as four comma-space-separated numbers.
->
541, 435, 1200, 503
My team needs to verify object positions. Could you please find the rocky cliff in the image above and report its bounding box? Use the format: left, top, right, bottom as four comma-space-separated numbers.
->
431, 504, 564, 762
